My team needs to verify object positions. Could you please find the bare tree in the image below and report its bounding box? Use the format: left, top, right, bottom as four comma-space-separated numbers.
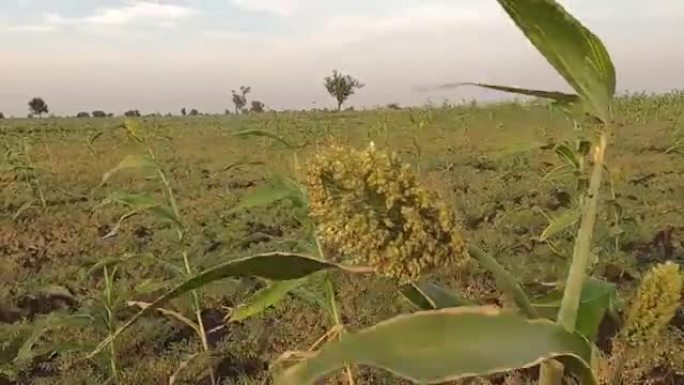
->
324, 70, 364, 111
28, 97, 49, 117
231, 86, 251, 114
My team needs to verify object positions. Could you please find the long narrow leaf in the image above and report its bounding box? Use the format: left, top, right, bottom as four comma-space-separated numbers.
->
87, 252, 371, 358
275, 307, 596, 385
437, 82, 579, 105
496, 0, 616, 121
101, 155, 157, 184
399, 282, 472, 310
230, 278, 308, 322
540, 208, 581, 241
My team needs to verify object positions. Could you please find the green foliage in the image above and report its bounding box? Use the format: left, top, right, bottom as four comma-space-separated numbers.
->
496, 0, 615, 122
324, 70, 364, 111
399, 281, 472, 310
275, 307, 597, 385
28, 97, 48, 117
231, 278, 308, 322
532, 278, 617, 341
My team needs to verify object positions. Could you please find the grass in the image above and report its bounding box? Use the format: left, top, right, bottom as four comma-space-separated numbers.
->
1, 92, 683, 384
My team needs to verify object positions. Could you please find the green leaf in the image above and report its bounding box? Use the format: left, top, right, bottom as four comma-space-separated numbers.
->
540, 208, 581, 241
496, 0, 616, 122
230, 278, 308, 322
87, 252, 370, 358
104, 192, 179, 224
553, 144, 580, 169
233, 129, 303, 149
232, 175, 307, 213
275, 307, 597, 385
444, 82, 580, 105
532, 278, 616, 341
101, 155, 157, 184
232, 184, 294, 212
399, 282, 472, 310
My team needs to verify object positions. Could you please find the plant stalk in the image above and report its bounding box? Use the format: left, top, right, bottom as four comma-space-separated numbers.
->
541, 129, 609, 385
154, 154, 215, 385
557, 130, 608, 330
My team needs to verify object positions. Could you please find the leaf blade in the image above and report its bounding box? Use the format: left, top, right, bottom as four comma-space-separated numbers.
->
496, 0, 615, 121
275, 307, 596, 385
230, 278, 308, 322
87, 252, 370, 358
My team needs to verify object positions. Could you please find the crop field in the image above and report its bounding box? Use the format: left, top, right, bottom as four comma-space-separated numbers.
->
1, 92, 683, 384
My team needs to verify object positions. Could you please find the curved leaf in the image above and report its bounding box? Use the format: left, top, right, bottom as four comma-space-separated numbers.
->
230, 278, 308, 322
439, 83, 580, 105
532, 278, 616, 341
275, 307, 596, 385
233, 129, 303, 149
87, 253, 371, 358
540, 208, 581, 241
497, 0, 615, 121
101, 155, 157, 184
399, 282, 472, 310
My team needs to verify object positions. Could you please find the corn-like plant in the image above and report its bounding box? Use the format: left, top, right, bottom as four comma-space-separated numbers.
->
93, 119, 217, 385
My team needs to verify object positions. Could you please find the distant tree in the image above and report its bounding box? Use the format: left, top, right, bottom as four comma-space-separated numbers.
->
224, 109, 231, 115
76, 111, 90, 118
387, 103, 401, 110
181, 107, 187, 116
231, 86, 251, 114
0, 112, 4, 119
250, 100, 265, 113
188, 108, 199, 116
28, 97, 49, 117
124, 110, 141, 117
92, 110, 107, 118
107, 113, 114, 117
324, 70, 363, 111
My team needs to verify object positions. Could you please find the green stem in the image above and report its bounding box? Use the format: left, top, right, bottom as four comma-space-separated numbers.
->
541, 129, 609, 385
153, 148, 215, 385
557, 130, 608, 330
103, 266, 119, 384
466, 245, 538, 319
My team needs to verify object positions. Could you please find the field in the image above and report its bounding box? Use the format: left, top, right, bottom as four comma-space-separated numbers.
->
1, 92, 684, 385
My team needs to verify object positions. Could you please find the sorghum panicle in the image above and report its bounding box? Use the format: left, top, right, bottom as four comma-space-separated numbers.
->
305, 145, 467, 283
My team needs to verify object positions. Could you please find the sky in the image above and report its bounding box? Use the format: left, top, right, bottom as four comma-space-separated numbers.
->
1, 0, 683, 116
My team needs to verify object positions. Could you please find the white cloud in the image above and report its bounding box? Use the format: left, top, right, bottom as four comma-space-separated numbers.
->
231, 0, 303, 16
309, 3, 501, 46
82, 2, 197, 26
7, 2, 197, 32
7, 24, 55, 32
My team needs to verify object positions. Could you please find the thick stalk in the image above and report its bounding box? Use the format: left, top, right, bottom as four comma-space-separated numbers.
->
466, 245, 538, 319
557, 130, 608, 330
541, 130, 609, 385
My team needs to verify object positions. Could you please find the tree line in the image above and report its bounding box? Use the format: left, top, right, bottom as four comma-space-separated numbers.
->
0, 70, 364, 119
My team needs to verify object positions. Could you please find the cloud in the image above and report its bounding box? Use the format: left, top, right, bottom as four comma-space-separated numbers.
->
231, 0, 304, 16
7, 24, 55, 32
308, 3, 501, 46
7, 2, 198, 32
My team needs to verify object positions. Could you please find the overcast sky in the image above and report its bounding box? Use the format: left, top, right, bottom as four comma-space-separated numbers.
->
1, 0, 683, 116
